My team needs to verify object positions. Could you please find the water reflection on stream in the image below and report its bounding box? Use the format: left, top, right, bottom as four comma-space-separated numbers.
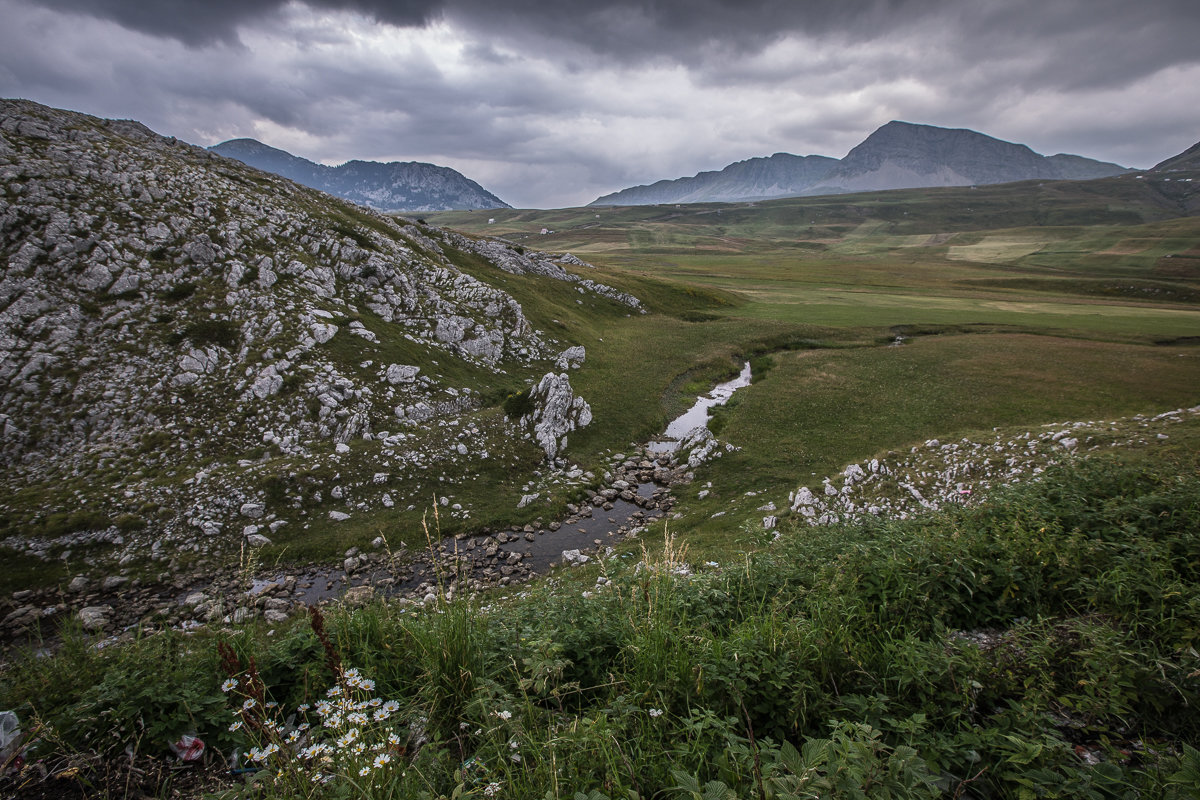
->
647, 361, 751, 455
249, 483, 664, 605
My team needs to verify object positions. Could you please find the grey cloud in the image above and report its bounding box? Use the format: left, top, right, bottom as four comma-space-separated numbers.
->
33, 0, 441, 46
34, 0, 1200, 96
4, 0, 1199, 207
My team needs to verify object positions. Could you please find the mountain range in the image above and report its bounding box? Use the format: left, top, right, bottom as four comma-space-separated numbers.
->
209, 138, 510, 213
591, 121, 1135, 206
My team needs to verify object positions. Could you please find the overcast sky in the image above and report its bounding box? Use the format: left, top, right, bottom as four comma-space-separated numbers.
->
2, 0, 1198, 208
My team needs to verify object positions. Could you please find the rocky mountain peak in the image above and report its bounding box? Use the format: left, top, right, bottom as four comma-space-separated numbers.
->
591, 121, 1132, 205
209, 138, 511, 213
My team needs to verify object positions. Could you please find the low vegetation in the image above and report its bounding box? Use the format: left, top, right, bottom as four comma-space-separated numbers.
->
3, 452, 1199, 798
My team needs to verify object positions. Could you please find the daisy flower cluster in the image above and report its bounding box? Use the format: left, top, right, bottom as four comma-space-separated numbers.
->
220, 663, 408, 797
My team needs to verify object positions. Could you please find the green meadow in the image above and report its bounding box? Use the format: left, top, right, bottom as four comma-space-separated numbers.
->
432, 175, 1200, 549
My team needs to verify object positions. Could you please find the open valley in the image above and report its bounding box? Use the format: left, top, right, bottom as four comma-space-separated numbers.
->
2, 98, 1199, 799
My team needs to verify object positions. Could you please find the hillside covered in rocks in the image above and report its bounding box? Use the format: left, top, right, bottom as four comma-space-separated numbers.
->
0, 99, 643, 604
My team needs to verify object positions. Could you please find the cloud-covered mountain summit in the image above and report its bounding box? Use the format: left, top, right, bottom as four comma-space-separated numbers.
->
210, 138, 510, 213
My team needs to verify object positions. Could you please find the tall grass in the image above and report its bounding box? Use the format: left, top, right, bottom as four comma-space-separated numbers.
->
3, 456, 1199, 798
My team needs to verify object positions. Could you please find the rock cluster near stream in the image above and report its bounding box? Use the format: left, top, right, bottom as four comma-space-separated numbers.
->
787, 407, 1200, 528
0, 100, 644, 608
1, 448, 683, 639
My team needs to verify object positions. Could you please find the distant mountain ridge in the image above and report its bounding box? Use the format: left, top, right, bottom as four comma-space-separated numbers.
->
592, 152, 839, 206
1151, 140, 1200, 172
209, 138, 510, 212
591, 121, 1133, 206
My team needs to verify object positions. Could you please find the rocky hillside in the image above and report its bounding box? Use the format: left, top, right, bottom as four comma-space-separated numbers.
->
209, 138, 510, 212
591, 121, 1131, 205
0, 99, 638, 592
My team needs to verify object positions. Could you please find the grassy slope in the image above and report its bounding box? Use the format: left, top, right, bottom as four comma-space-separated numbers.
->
431, 176, 1200, 555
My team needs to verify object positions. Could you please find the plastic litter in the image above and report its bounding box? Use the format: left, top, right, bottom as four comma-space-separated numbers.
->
0, 711, 20, 762
168, 733, 205, 761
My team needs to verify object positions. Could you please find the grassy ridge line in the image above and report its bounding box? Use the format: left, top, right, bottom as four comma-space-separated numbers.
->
3, 441, 1199, 798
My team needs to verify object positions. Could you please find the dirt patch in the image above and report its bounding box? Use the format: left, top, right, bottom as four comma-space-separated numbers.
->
3, 748, 231, 800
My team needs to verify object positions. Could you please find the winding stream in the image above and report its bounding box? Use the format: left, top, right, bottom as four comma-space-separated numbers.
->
203, 365, 754, 609
647, 361, 752, 454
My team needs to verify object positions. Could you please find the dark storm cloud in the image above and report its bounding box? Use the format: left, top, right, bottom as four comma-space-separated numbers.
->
33, 0, 441, 46
5, 0, 1199, 206
33, 0, 1200, 93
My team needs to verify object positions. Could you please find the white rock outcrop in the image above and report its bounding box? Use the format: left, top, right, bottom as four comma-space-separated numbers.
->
519, 373, 593, 460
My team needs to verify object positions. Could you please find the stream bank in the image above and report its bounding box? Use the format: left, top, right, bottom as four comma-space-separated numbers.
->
2, 364, 756, 650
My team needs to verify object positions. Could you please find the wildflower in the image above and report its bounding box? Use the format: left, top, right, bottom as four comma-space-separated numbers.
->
484, 781, 502, 797
324, 715, 344, 729
228, 720, 243, 732
509, 740, 519, 750
348, 712, 369, 726
648, 708, 664, 718
387, 732, 402, 747
495, 710, 512, 720
336, 728, 360, 748
242, 698, 257, 711
297, 722, 311, 732
250, 743, 279, 762
382, 700, 400, 715
373, 753, 392, 769
373, 708, 392, 722
300, 743, 332, 760
353, 742, 366, 755
265, 701, 279, 709
326, 686, 342, 698
358, 678, 376, 691
286, 730, 302, 743
359, 766, 371, 777
368, 697, 383, 707
511, 752, 522, 763
297, 703, 311, 713
221, 678, 239, 693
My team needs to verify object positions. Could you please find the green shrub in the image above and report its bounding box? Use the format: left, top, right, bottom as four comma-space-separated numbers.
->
502, 387, 535, 419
